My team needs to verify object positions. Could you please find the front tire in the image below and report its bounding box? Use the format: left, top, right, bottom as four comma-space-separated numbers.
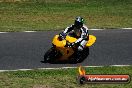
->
44, 47, 58, 63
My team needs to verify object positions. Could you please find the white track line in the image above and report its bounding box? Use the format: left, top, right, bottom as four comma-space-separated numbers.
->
24, 31, 36, 32
122, 28, 132, 29
0, 32, 8, 33
110, 65, 131, 67
0, 65, 131, 72
0, 28, 132, 33
89, 29, 105, 30
0, 70, 18, 72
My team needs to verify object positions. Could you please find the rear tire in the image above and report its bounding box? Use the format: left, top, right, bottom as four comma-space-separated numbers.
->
69, 47, 89, 63
81, 47, 89, 59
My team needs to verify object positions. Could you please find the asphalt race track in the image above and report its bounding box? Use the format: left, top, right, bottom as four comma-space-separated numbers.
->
0, 29, 132, 70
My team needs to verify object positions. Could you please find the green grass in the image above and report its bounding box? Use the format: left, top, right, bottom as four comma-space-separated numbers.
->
0, 66, 132, 88
0, 0, 132, 32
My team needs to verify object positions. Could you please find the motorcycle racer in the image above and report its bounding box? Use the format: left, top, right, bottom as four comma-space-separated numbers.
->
44, 16, 96, 63
59, 16, 89, 51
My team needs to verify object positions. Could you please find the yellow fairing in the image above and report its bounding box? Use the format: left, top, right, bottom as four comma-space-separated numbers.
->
65, 35, 96, 47
52, 35, 66, 47
65, 36, 77, 43
52, 35, 96, 47
86, 35, 96, 47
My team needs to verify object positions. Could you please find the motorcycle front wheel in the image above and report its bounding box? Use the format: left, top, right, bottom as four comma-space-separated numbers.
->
44, 47, 59, 63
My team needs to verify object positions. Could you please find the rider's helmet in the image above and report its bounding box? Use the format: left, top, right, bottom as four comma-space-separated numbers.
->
74, 16, 84, 28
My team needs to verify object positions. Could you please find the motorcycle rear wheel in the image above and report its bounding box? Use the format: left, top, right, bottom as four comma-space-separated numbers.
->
69, 47, 89, 64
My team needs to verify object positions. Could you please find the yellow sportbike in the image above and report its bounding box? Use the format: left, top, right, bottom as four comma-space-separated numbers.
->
44, 34, 96, 63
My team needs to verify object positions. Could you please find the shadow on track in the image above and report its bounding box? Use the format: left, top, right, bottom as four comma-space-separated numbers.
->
40, 59, 86, 64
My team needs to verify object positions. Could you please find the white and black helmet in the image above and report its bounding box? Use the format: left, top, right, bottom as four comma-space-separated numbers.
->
74, 16, 84, 28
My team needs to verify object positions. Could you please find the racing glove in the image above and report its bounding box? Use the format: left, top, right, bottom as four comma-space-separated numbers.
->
59, 32, 66, 40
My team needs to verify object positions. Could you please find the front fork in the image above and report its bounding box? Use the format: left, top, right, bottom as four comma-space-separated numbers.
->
51, 44, 62, 59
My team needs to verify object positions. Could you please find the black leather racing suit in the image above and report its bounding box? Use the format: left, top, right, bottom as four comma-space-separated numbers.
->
61, 24, 89, 51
